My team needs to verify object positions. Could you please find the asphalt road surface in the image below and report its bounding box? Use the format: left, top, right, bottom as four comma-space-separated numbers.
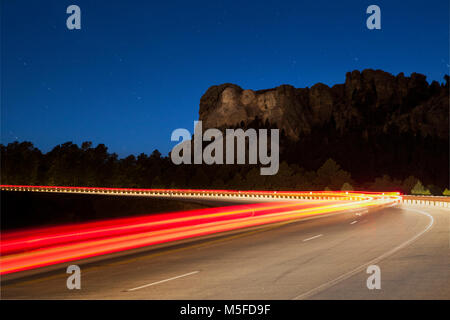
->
1, 204, 448, 299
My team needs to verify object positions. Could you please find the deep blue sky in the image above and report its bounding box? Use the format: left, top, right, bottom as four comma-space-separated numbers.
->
1, 0, 448, 157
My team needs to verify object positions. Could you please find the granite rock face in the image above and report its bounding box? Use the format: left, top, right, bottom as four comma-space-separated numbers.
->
198, 69, 449, 187
199, 69, 448, 141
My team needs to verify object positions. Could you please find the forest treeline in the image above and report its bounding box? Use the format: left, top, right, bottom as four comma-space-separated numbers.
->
1, 141, 448, 195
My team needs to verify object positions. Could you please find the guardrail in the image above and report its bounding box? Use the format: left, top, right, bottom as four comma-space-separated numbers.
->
6, 184, 448, 207
401, 195, 450, 208
1, 185, 388, 202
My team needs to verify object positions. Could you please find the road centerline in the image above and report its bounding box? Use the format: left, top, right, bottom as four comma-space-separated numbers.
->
125, 271, 199, 292
302, 234, 323, 242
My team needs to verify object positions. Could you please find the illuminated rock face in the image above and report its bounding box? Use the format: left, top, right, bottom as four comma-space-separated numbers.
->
198, 69, 449, 186
199, 69, 449, 141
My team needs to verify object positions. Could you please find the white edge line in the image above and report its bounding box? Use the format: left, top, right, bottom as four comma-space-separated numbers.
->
126, 271, 199, 292
292, 208, 434, 300
303, 234, 323, 242
350, 221, 358, 225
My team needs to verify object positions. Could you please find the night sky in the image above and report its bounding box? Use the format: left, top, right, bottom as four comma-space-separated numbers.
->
1, 0, 448, 157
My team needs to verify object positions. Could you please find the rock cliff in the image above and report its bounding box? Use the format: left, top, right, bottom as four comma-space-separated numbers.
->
200, 69, 448, 140
198, 69, 449, 186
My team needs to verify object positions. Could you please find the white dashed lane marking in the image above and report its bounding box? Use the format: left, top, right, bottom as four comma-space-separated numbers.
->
303, 234, 323, 242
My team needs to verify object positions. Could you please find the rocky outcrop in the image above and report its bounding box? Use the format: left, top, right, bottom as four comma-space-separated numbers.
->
198, 69, 449, 187
199, 69, 448, 141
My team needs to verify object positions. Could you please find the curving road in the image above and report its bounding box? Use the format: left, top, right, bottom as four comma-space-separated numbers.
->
2, 204, 448, 299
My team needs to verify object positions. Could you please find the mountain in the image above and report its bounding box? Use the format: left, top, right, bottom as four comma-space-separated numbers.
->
198, 69, 449, 187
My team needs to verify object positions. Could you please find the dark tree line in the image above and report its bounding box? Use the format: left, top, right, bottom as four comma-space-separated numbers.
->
1, 141, 446, 195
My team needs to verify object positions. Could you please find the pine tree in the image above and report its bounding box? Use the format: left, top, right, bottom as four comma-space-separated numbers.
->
411, 180, 431, 195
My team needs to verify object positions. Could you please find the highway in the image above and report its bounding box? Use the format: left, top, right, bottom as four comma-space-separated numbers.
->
1, 199, 448, 299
